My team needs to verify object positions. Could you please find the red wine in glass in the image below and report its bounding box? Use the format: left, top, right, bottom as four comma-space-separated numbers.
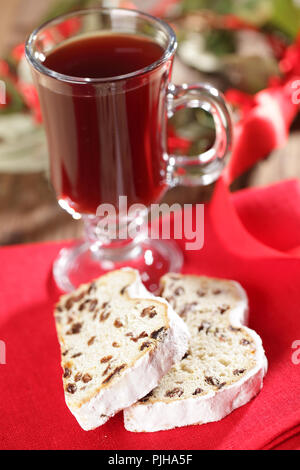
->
41, 34, 167, 214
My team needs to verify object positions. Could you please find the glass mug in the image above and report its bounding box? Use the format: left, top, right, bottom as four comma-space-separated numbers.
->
26, 8, 232, 292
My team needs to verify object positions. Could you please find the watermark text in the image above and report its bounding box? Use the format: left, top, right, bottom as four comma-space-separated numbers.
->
0, 340, 6, 364
0, 80, 6, 105
96, 197, 204, 251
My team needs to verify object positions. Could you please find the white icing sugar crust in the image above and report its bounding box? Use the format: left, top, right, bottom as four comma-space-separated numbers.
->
68, 269, 190, 431
124, 279, 267, 432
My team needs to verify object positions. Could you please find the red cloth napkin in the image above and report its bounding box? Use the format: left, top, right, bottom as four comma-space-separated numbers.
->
0, 178, 300, 450
232, 178, 300, 254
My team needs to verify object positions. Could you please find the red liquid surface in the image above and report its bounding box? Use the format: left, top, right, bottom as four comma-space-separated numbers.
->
39, 34, 169, 214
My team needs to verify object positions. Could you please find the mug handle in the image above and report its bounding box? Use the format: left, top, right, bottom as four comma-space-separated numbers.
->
167, 82, 233, 186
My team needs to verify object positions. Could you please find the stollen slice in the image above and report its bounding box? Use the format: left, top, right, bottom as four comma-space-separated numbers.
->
124, 274, 267, 432
54, 269, 189, 431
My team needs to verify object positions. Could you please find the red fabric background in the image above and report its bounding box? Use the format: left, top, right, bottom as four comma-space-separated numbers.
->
0, 178, 299, 450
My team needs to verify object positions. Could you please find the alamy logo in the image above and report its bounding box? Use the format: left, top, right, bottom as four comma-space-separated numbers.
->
96, 197, 204, 251
291, 80, 300, 104
0, 340, 6, 364
291, 340, 300, 365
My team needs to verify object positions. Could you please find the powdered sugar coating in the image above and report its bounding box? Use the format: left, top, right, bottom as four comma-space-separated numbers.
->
55, 269, 190, 431
124, 274, 267, 432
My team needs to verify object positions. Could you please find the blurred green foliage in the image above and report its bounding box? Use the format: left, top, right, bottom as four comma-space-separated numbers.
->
43, 0, 300, 40
181, 0, 272, 24
204, 30, 236, 56
181, 0, 300, 38
42, 0, 95, 22
271, 0, 300, 38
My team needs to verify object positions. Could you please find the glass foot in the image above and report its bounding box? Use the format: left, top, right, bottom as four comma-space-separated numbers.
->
53, 238, 183, 293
